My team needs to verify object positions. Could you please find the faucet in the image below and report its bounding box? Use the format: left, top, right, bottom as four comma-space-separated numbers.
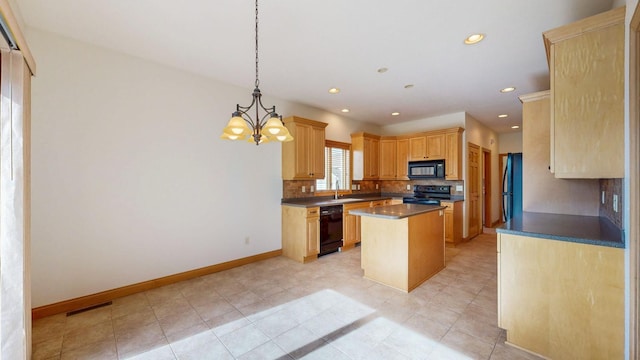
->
334, 180, 340, 199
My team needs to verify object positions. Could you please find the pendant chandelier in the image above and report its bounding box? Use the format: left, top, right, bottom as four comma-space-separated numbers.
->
220, 0, 293, 145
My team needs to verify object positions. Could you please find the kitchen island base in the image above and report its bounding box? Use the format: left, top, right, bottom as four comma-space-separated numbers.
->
360, 207, 445, 292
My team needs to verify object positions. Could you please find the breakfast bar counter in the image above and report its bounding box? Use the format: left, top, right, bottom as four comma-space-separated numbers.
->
350, 204, 446, 292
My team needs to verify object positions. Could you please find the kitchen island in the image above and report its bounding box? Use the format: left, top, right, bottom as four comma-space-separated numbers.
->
496, 212, 624, 359
350, 203, 445, 292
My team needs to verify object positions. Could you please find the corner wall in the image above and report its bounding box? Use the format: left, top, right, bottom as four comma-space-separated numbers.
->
27, 28, 379, 307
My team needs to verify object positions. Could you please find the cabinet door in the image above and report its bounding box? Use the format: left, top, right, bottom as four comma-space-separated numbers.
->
293, 123, 313, 178
368, 138, 380, 178
343, 211, 358, 247
306, 215, 319, 256
444, 209, 453, 243
548, 10, 624, 178
379, 139, 397, 179
409, 136, 426, 160
445, 132, 461, 180
396, 139, 409, 179
426, 134, 445, 159
310, 125, 326, 179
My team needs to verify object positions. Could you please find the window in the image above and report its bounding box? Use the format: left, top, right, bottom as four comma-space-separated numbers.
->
316, 140, 351, 192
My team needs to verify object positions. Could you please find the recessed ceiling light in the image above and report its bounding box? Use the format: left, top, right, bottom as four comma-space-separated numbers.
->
377, 67, 388, 73
404, 84, 414, 89
498, 114, 508, 118
341, 108, 350, 113
500, 87, 516, 93
511, 125, 520, 129
464, 33, 485, 45
328, 87, 340, 94
391, 112, 400, 116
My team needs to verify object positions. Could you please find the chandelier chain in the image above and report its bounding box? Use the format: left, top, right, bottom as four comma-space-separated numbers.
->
254, 0, 259, 88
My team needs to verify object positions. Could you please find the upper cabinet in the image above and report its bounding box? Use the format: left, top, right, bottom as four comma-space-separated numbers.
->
409, 133, 445, 161
379, 137, 410, 180
444, 128, 464, 180
543, 7, 625, 179
282, 116, 328, 180
352, 132, 380, 180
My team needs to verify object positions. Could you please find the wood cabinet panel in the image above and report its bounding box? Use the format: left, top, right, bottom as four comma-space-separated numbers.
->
409, 136, 426, 161
543, 7, 624, 178
352, 133, 380, 180
444, 129, 463, 180
282, 116, 328, 180
425, 134, 445, 160
396, 139, 409, 179
441, 201, 462, 245
497, 233, 624, 359
519, 91, 599, 215
379, 139, 397, 179
282, 206, 319, 263
343, 200, 390, 251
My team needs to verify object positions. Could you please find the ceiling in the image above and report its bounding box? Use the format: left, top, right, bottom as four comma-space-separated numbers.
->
14, 0, 615, 133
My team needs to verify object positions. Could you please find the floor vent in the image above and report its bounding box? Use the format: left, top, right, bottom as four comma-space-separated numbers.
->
66, 301, 112, 317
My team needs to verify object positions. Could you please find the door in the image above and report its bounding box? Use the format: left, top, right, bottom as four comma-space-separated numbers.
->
483, 148, 492, 227
467, 143, 481, 239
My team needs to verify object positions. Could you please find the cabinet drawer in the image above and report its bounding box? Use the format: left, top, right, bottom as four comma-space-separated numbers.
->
307, 207, 320, 217
441, 202, 453, 211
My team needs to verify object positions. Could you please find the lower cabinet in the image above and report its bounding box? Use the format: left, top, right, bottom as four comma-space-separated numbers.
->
343, 200, 392, 250
282, 206, 319, 263
497, 233, 624, 359
441, 200, 462, 245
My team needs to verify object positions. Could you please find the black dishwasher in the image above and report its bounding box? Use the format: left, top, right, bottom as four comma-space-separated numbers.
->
319, 205, 343, 256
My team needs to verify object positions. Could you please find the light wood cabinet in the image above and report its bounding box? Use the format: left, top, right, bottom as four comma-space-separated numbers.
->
396, 139, 409, 179
282, 206, 320, 263
543, 7, 624, 178
379, 137, 409, 180
441, 200, 463, 245
409, 133, 445, 161
444, 128, 464, 180
352, 132, 380, 180
282, 116, 328, 180
342, 199, 390, 251
379, 139, 397, 180
519, 91, 600, 215
360, 209, 445, 292
497, 233, 624, 359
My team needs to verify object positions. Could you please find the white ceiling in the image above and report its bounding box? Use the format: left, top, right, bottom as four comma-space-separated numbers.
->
14, 0, 615, 133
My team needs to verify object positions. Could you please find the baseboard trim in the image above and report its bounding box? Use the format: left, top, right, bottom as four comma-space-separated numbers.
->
32, 249, 282, 320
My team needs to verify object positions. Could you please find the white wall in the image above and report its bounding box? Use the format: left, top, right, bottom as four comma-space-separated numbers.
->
498, 132, 522, 153
27, 28, 378, 307
381, 112, 466, 135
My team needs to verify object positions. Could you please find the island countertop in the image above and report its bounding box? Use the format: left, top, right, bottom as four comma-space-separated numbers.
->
496, 211, 624, 248
349, 203, 445, 219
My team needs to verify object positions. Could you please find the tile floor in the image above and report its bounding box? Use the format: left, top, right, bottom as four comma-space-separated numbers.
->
32, 233, 542, 360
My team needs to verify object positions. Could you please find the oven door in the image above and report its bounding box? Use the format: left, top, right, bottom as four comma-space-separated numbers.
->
403, 197, 441, 205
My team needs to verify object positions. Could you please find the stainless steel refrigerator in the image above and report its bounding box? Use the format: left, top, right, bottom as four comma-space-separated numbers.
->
502, 153, 523, 222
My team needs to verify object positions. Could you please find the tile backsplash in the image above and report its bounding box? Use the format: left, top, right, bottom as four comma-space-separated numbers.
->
283, 179, 464, 199
600, 178, 623, 228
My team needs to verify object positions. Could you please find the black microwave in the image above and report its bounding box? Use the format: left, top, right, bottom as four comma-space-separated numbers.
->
408, 160, 445, 179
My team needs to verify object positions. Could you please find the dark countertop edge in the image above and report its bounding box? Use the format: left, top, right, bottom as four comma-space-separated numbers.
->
349, 204, 446, 219
281, 194, 393, 208
441, 197, 464, 203
496, 212, 624, 249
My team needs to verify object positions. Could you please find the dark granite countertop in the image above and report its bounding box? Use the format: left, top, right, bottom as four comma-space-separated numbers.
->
496, 212, 624, 249
281, 194, 392, 208
349, 204, 445, 219
441, 196, 465, 203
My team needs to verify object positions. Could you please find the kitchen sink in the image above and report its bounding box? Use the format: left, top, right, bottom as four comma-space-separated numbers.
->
317, 198, 366, 206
